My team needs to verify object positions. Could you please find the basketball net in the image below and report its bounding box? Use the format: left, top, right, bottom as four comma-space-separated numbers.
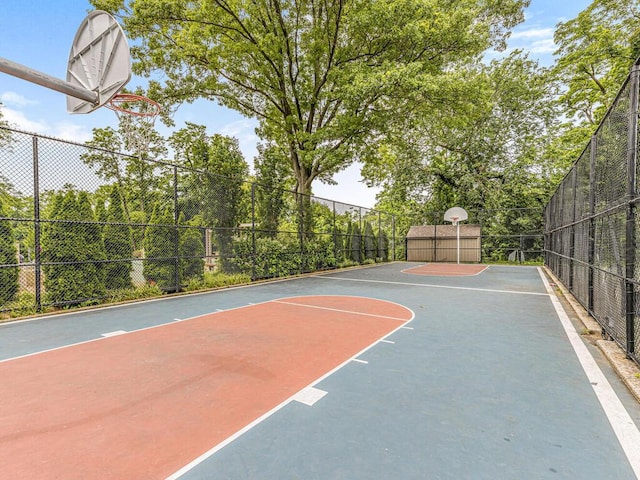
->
450, 216, 459, 226
106, 93, 161, 158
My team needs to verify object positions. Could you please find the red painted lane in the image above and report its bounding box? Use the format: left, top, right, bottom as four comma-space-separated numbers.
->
0, 296, 412, 479
403, 263, 488, 276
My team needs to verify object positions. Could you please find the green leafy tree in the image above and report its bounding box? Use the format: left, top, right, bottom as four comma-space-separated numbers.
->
550, 0, 640, 171
553, 0, 640, 127
0, 104, 12, 146
92, 0, 528, 200
169, 123, 249, 271
367, 52, 557, 222
82, 119, 169, 247
104, 186, 134, 290
254, 143, 291, 238
143, 204, 177, 290
0, 197, 18, 305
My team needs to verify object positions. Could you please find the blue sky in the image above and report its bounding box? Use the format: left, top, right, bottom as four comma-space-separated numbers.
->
0, 0, 592, 207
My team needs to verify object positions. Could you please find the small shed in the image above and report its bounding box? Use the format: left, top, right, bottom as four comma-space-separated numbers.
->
406, 224, 482, 263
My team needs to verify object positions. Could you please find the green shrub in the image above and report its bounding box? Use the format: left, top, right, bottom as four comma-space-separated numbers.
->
179, 213, 205, 284
350, 223, 362, 263
0, 198, 18, 305
363, 221, 376, 260
104, 186, 133, 290
43, 190, 106, 307
231, 235, 301, 279
143, 205, 178, 291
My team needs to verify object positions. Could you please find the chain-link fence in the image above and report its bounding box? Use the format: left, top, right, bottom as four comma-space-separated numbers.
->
545, 61, 640, 366
0, 126, 397, 317
0, 125, 546, 320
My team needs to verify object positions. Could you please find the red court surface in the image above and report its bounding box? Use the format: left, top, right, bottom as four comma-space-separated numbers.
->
402, 263, 488, 276
0, 295, 412, 480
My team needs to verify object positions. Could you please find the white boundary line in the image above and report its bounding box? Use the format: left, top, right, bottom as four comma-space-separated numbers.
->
0, 296, 278, 364
0, 273, 329, 327
165, 299, 415, 480
311, 275, 548, 296
401, 263, 490, 276
272, 299, 411, 321
537, 267, 640, 478
101, 330, 127, 337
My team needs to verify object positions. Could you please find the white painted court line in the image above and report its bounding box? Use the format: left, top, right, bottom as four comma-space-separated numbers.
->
165, 305, 416, 480
352, 358, 368, 364
401, 326, 414, 330
537, 267, 640, 479
293, 387, 328, 406
381, 340, 395, 344
401, 264, 490, 276
272, 299, 410, 322
312, 275, 548, 296
101, 330, 127, 337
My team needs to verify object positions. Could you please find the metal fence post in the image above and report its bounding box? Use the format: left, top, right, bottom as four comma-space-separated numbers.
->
377, 210, 381, 261
251, 183, 256, 281
333, 202, 338, 265
569, 168, 578, 290
173, 166, 180, 292
392, 215, 396, 261
588, 135, 597, 314
625, 64, 639, 357
32, 136, 41, 312
298, 192, 304, 274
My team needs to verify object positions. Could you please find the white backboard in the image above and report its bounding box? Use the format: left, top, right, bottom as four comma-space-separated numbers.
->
444, 206, 468, 224
66, 10, 131, 114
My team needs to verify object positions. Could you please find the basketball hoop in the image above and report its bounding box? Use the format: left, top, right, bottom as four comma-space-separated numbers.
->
106, 93, 161, 157
444, 207, 468, 265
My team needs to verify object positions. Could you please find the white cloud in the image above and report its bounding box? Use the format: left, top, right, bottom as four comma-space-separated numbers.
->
220, 119, 260, 162
49, 122, 93, 143
527, 38, 557, 54
510, 27, 555, 40
1, 106, 48, 132
0, 91, 39, 108
491, 25, 558, 65
0, 105, 92, 142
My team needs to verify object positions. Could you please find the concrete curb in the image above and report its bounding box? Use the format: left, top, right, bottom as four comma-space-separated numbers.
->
543, 267, 640, 405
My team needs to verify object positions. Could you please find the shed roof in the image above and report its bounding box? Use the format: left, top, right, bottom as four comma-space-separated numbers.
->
406, 224, 481, 239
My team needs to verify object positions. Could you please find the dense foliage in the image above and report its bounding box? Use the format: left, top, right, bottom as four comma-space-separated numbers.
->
103, 186, 134, 290
42, 190, 107, 306
0, 197, 18, 305
91, 0, 529, 199
143, 204, 178, 291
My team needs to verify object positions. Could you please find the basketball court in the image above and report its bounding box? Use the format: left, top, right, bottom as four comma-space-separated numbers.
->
1, 10, 639, 480
1, 262, 639, 479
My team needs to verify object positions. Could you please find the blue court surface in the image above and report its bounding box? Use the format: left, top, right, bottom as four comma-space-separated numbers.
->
1, 263, 639, 479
